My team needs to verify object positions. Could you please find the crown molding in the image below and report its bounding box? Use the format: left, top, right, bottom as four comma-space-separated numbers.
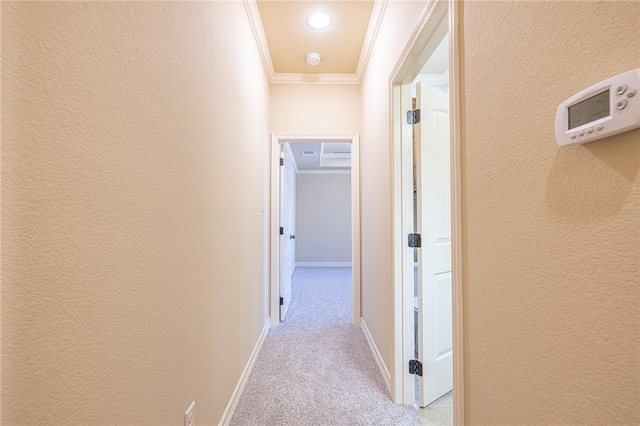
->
355, 0, 388, 79
244, 0, 388, 85
243, 0, 275, 79
270, 73, 360, 85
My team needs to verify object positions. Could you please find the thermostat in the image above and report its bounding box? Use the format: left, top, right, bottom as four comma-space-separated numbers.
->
555, 69, 640, 146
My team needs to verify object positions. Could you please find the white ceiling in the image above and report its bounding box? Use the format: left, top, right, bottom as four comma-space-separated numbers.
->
288, 142, 351, 171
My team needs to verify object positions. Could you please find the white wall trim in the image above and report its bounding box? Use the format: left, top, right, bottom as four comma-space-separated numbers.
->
296, 170, 351, 175
218, 319, 270, 426
270, 73, 361, 85
389, 0, 444, 85
296, 262, 352, 268
391, 82, 404, 404
242, 0, 275, 80
355, 0, 388, 79
389, 1, 464, 422
284, 143, 299, 173
390, 0, 448, 404
449, 2, 465, 423
361, 318, 391, 393
270, 133, 361, 329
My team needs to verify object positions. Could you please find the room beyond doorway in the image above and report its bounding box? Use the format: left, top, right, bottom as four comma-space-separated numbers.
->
269, 134, 361, 329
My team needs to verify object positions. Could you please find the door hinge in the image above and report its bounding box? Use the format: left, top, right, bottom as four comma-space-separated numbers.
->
280, 158, 284, 166
409, 359, 423, 376
408, 233, 421, 248
279, 227, 284, 235
279, 297, 284, 306
407, 109, 421, 125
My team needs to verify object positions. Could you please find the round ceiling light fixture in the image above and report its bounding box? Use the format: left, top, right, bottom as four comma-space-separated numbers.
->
307, 12, 331, 29
306, 52, 322, 66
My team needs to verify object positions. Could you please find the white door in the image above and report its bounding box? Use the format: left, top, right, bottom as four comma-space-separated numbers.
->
415, 82, 453, 407
279, 144, 296, 321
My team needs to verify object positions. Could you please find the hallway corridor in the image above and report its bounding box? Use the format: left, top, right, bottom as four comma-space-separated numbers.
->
230, 267, 421, 425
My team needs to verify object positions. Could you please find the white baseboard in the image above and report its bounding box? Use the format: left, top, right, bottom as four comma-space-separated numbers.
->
295, 262, 352, 267
361, 318, 391, 393
219, 318, 270, 426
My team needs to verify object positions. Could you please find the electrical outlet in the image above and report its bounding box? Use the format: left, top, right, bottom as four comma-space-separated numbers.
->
185, 401, 195, 426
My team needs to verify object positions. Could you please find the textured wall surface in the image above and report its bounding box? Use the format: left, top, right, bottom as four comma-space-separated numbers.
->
270, 84, 360, 134
461, 1, 639, 424
359, 0, 428, 379
296, 174, 351, 263
1, 2, 269, 424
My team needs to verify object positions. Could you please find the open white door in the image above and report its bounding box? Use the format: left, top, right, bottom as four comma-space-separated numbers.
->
416, 82, 453, 407
279, 145, 296, 321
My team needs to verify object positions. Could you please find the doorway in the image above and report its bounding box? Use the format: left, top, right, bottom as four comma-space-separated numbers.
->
390, 0, 463, 423
278, 143, 297, 321
269, 133, 361, 329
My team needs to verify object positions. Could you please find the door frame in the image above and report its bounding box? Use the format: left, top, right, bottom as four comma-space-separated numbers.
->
389, 0, 464, 423
269, 133, 361, 329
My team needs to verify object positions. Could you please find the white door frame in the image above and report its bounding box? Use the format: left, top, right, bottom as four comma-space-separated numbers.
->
269, 133, 361, 329
389, 0, 463, 423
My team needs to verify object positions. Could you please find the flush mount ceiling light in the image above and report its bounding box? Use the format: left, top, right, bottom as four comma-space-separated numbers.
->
307, 12, 331, 29
306, 52, 321, 66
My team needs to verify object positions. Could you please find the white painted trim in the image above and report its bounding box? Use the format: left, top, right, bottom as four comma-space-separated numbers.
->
350, 136, 361, 328
361, 318, 391, 393
449, 2, 464, 424
398, 84, 416, 404
270, 134, 361, 329
270, 73, 360, 85
244, 0, 387, 85
296, 262, 352, 268
270, 136, 281, 328
389, 1, 463, 421
284, 143, 299, 173
389, 0, 446, 85
355, 0, 388, 79
296, 170, 351, 175
391, 83, 404, 404
242, 0, 275, 80
391, 0, 448, 403
218, 319, 270, 426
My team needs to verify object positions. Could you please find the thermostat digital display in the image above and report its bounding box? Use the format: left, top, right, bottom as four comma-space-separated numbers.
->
568, 90, 610, 130
555, 69, 640, 146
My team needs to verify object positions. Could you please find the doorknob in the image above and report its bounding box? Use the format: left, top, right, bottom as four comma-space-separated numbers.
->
290, 234, 296, 240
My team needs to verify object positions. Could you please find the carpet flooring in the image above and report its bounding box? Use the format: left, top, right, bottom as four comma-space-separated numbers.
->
230, 267, 421, 426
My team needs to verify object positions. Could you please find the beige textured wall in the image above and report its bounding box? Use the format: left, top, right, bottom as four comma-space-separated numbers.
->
359, 0, 428, 374
1, 2, 269, 425
296, 174, 352, 263
462, 1, 639, 424
270, 84, 360, 134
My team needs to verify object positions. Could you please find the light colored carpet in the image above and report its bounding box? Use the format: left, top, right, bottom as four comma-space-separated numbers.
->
230, 267, 421, 426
